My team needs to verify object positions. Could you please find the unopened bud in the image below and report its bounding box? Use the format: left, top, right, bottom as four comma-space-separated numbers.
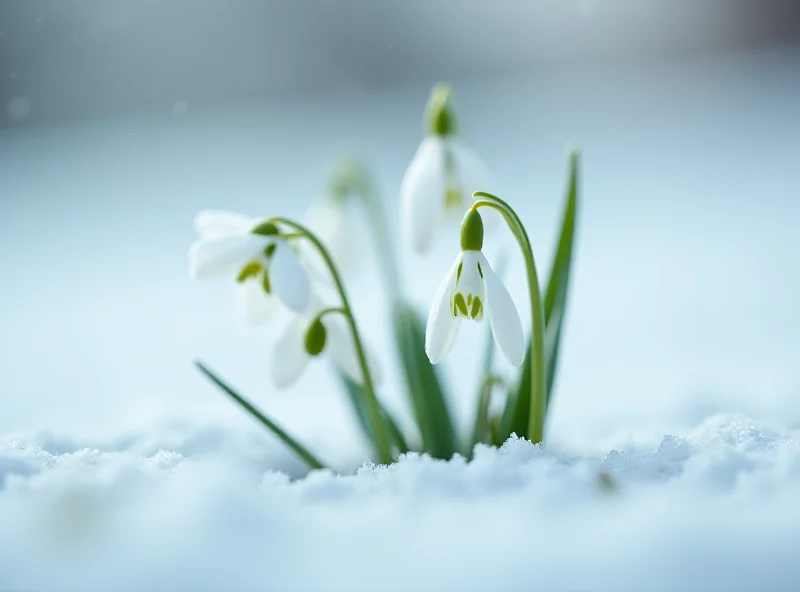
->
426, 83, 457, 137
305, 318, 327, 356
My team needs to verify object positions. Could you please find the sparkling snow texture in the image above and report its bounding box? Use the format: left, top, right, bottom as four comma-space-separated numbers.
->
1, 415, 799, 592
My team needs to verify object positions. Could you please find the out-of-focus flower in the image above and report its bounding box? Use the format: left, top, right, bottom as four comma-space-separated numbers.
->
425, 210, 524, 366
189, 210, 311, 323
270, 293, 383, 389
401, 83, 492, 254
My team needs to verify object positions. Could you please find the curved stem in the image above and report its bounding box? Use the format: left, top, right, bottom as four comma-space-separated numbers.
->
269, 216, 393, 465
471, 192, 547, 445
310, 306, 347, 324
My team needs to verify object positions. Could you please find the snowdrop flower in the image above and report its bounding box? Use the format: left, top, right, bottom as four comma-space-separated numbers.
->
425, 209, 525, 366
189, 210, 311, 322
401, 83, 492, 254
270, 293, 382, 388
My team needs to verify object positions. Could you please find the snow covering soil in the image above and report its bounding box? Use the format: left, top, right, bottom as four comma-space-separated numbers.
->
2, 414, 799, 592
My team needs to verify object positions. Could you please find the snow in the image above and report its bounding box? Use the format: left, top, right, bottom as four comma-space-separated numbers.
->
2, 415, 799, 591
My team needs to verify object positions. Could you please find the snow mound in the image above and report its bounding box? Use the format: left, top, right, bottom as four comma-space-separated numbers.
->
2, 414, 799, 592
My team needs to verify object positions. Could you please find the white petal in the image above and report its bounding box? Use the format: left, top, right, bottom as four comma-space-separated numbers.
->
400, 137, 447, 254
270, 316, 311, 388
237, 276, 277, 325
448, 140, 502, 233
457, 250, 486, 314
425, 255, 463, 364
326, 316, 383, 387
304, 197, 353, 269
269, 240, 311, 313
449, 139, 492, 200
189, 235, 270, 279
479, 253, 525, 366
194, 210, 256, 239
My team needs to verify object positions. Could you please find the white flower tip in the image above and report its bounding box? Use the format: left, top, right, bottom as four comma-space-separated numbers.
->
270, 241, 312, 314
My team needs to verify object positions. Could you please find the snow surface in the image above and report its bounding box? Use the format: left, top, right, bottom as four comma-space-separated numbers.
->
2, 415, 799, 592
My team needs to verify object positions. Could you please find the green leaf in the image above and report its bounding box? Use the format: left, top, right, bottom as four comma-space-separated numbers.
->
500, 150, 579, 440
194, 360, 326, 471
469, 380, 493, 456
336, 370, 410, 456
393, 301, 459, 459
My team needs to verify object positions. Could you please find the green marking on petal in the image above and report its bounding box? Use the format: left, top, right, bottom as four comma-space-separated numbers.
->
445, 187, 463, 209
264, 243, 277, 259
471, 296, 483, 320
261, 270, 272, 294
236, 261, 262, 283
454, 292, 468, 316
456, 262, 463, 282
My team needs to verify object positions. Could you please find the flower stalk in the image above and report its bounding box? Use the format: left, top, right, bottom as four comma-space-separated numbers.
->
471, 192, 547, 445
268, 217, 394, 464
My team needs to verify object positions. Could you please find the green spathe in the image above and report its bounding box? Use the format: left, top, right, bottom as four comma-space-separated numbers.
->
460, 209, 484, 251
305, 318, 327, 356
251, 221, 280, 236
426, 83, 457, 137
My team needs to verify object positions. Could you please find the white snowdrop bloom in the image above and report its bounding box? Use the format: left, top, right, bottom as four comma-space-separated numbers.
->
303, 193, 364, 273
425, 210, 525, 366
270, 293, 383, 389
189, 210, 311, 322
401, 84, 492, 254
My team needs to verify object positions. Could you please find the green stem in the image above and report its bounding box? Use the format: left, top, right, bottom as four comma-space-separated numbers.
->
471, 192, 547, 445
310, 306, 347, 324
269, 216, 393, 465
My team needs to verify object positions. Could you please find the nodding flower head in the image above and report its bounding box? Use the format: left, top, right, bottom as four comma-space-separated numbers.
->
425, 210, 524, 366
189, 210, 311, 322
400, 84, 493, 254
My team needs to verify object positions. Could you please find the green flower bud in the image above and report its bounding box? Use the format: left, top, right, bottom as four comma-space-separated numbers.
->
425, 83, 457, 137
251, 221, 279, 237
305, 318, 327, 356
460, 209, 484, 251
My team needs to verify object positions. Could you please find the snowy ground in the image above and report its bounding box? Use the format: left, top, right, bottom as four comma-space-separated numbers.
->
2, 47, 800, 590
2, 415, 800, 591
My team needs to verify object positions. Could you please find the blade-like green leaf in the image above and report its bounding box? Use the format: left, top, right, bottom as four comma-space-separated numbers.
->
500, 150, 579, 441
393, 301, 458, 459
336, 370, 410, 455
469, 379, 493, 456
541, 150, 579, 405
195, 360, 326, 470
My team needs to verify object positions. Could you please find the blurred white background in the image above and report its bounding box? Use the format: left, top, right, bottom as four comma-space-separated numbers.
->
1, 0, 799, 466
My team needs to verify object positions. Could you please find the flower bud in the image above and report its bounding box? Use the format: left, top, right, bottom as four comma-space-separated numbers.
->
425, 83, 457, 137
460, 209, 484, 251
305, 318, 327, 356
251, 221, 280, 237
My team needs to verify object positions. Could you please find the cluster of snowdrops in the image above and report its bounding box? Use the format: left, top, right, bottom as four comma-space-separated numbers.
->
190, 84, 579, 469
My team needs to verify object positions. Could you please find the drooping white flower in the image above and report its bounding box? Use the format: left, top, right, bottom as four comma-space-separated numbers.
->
401, 83, 493, 254
189, 210, 311, 322
270, 293, 383, 389
303, 192, 364, 274
425, 210, 524, 366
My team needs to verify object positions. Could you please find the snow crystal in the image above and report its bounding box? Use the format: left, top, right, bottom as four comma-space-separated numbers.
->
1, 414, 799, 591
